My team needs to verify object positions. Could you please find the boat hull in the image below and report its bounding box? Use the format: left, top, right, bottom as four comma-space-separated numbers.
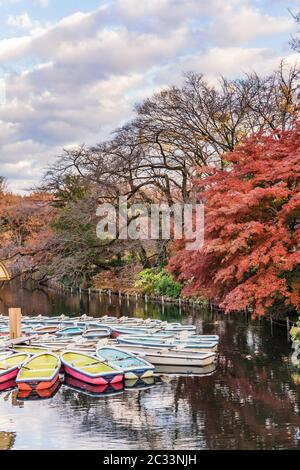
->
64, 365, 123, 385
0, 379, 16, 391
0, 367, 19, 384
143, 352, 216, 367
114, 344, 216, 367
17, 374, 60, 391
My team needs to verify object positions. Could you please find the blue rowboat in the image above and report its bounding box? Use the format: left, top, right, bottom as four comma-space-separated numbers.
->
96, 346, 155, 380
116, 335, 218, 352
55, 327, 83, 337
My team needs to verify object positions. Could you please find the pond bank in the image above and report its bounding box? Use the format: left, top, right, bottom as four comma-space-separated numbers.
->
48, 279, 209, 309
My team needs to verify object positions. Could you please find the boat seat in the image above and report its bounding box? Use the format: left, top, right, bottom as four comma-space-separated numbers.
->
69, 361, 100, 367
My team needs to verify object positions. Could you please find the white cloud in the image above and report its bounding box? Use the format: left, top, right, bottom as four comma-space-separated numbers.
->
207, 3, 294, 46
0, 0, 298, 192
7, 13, 35, 31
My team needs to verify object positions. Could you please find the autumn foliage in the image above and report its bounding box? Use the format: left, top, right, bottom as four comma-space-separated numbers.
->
0, 192, 54, 279
169, 125, 300, 317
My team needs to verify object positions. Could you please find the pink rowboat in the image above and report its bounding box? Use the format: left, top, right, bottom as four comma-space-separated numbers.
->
60, 351, 124, 386
0, 353, 30, 384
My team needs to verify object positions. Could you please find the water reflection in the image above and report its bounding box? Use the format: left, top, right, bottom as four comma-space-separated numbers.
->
0, 281, 300, 449
64, 376, 124, 397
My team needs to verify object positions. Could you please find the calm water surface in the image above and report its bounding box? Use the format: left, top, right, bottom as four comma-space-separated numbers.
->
0, 282, 299, 450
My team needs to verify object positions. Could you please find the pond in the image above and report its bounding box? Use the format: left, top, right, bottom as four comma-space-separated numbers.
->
0, 281, 299, 450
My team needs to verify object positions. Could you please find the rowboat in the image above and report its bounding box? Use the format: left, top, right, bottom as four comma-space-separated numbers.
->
16, 352, 61, 391
114, 344, 217, 367
97, 346, 155, 380
154, 363, 217, 376
82, 328, 111, 340
116, 335, 218, 352
110, 327, 173, 338
79, 322, 110, 329
33, 326, 58, 335
0, 353, 30, 383
56, 327, 83, 337
0, 325, 34, 335
99, 317, 162, 327
41, 315, 71, 325
141, 349, 216, 367
0, 351, 13, 360
64, 375, 124, 397
13, 345, 51, 355
22, 316, 47, 324
61, 351, 124, 385
40, 319, 63, 326
36, 339, 98, 354
113, 328, 218, 341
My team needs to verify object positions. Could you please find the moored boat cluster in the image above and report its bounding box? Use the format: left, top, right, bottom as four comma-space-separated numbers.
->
0, 314, 219, 399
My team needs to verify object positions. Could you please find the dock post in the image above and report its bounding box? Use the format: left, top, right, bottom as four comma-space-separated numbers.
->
9, 308, 22, 340
287, 317, 290, 341
270, 315, 273, 336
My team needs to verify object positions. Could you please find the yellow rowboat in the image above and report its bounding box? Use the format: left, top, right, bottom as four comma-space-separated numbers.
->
16, 352, 61, 391
61, 351, 124, 385
12, 346, 49, 355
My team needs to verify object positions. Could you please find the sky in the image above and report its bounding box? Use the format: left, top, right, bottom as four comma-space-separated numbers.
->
0, 0, 299, 193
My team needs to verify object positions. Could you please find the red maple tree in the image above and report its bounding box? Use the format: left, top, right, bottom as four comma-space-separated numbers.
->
169, 125, 300, 317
